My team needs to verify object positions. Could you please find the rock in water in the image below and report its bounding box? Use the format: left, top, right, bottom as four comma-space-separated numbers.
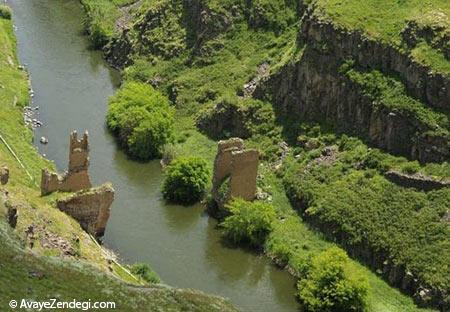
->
40, 136, 48, 144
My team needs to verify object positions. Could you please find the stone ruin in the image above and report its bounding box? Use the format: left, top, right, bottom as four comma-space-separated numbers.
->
212, 138, 259, 206
41, 131, 92, 195
40, 130, 114, 237
0, 166, 9, 185
57, 184, 114, 237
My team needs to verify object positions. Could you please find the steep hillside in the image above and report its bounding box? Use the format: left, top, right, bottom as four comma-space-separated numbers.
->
80, 0, 449, 311
0, 10, 236, 312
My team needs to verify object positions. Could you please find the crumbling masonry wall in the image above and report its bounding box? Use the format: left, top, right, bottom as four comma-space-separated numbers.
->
57, 184, 114, 237
212, 138, 259, 205
41, 131, 92, 195
229, 150, 259, 201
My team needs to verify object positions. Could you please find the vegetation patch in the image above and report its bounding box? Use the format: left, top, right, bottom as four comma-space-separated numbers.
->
221, 198, 276, 248
314, 0, 450, 76
130, 263, 161, 284
298, 247, 369, 312
107, 81, 175, 160
162, 156, 210, 205
341, 63, 450, 137
0, 5, 12, 20
283, 129, 450, 297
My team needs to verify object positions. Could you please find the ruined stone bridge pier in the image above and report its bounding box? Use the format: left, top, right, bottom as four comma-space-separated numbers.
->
212, 138, 259, 207
41, 131, 114, 237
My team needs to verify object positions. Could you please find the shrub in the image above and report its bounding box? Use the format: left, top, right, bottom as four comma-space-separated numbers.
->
88, 20, 110, 49
298, 247, 369, 312
362, 149, 391, 172
162, 156, 210, 205
248, 0, 298, 33
130, 263, 160, 284
401, 161, 421, 175
221, 198, 276, 247
107, 82, 174, 160
0, 5, 12, 20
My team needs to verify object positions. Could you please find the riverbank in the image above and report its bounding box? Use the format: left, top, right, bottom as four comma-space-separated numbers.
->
0, 8, 237, 311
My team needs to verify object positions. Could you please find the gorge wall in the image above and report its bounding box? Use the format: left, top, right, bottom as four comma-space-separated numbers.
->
256, 9, 450, 164
256, 8, 450, 310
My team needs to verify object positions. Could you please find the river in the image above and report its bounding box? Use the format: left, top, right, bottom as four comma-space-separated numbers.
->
8, 1, 298, 311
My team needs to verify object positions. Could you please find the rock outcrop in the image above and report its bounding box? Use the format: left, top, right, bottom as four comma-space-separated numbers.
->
385, 170, 450, 191
255, 10, 450, 163
6, 202, 18, 228
0, 166, 9, 185
212, 138, 259, 206
57, 184, 114, 237
41, 131, 92, 195
197, 101, 252, 140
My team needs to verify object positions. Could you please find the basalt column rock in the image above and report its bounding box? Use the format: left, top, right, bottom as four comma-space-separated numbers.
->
56, 184, 114, 237
0, 166, 9, 185
212, 138, 259, 205
41, 131, 92, 195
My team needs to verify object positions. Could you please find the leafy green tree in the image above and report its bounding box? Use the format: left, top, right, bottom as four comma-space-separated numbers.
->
162, 157, 210, 205
298, 247, 369, 312
221, 198, 276, 247
107, 82, 174, 160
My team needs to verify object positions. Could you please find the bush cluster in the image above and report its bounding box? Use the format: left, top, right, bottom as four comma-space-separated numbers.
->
283, 141, 450, 291
0, 5, 12, 20
107, 82, 174, 160
130, 263, 160, 284
162, 156, 210, 205
298, 247, 369, 312
221, 198, 276, 247
248, 0, 298, 33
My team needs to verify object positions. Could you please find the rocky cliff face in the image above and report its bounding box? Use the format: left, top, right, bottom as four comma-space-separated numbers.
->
258, 8, 450, 309
256, 9, 450, 163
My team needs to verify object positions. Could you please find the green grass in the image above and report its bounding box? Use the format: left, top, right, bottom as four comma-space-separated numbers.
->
412, 41, 450, 75
282, 134, 450, 293
0, 222, 236, 312
342, 65, 450, 138
260, 165, 435, 312
315, 0, 450, 76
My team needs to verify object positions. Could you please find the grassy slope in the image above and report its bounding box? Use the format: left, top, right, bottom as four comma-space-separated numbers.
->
315, 0, 450, 76
0, 222, 236, 312
80, 0, 447, 310
0, 14, 236, 312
